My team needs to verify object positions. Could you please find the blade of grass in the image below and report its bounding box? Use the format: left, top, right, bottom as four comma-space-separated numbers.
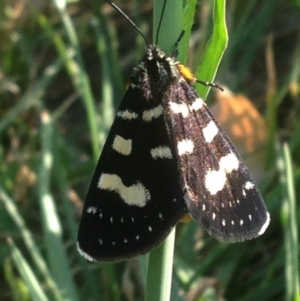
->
32, 0, 100, 163
0, 59, 62, 133
0, 187, 63, 301
145, 228, 176, 301
97, 7, 125, 101
147, 1, 226, 300
38, 111, 78, 301
179, 0, 198, 64
279, 143, 300, 301
153, 0, 183, 54
145, 1, 184, 300
7, 237, 49, 301
195, 0, 228, 100
4, 257, 30, 301
91, 17, 115, 147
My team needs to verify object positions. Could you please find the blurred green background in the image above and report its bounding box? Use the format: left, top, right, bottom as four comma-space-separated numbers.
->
1, 0, 300, 300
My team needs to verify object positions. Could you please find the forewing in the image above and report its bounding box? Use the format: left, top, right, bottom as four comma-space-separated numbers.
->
77, 87, 187, 261
164, 81, 270, 242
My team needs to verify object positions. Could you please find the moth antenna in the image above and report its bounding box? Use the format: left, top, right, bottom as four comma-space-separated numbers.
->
155, 0, 168, 45
196, 79, 224, 91
106, 1, 149, 45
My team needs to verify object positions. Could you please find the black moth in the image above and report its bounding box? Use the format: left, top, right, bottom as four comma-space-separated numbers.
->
77, 1, 270, 262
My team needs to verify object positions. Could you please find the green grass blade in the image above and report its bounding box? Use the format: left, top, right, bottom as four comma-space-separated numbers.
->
0, 59, 62, 133
153, 0, 183, 54
38, 111, 78, 301
145, 228, 176, 301
195, 0, 228, 100
145, 1, 184, 300
147, 1, 226, 300
145, 0, 183, 301
91, 16, 115, 146
4, 257, 30, 301
7, 238, 49, 301
279, 143, 300, 301
179, 0, 198, 64
35, 1, 100, 162
0, 187, 63, 301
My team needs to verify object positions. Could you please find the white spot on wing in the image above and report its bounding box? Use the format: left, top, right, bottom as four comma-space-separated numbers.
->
150, 146, 172, 159
136, 235, 140, 240
169, 102, 189, 117
148, 226, 152, 232
112, 135, 132, 156
87, 207, 97, 214
240, 219, 244, 226
191, 98, 204, 111
244, 181, 255, 190
142, 105, 163, 122
222, 219, 226, 226
205, 169, 226, 195
212, 212, 216, 220
117, 110, 138, 120
220, 153, 239, 172
98, 173, 150, 207
177, 139, 194, 155
202, 120, 219, 143
204, 152, 239, 195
